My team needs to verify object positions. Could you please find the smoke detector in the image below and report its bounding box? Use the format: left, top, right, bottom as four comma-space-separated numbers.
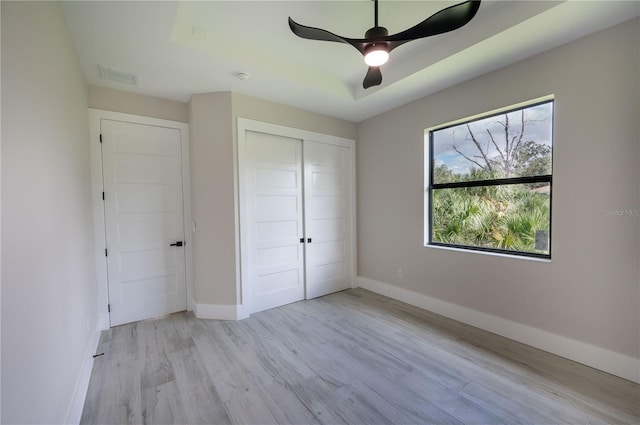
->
98, 65, 137, 86
235, 72, 250, 81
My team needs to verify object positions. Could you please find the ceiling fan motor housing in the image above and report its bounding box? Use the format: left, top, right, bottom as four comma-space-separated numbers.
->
365, 26, 389, 40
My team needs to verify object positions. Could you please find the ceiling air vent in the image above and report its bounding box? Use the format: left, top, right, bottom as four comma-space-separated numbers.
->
98, 65, 137, 86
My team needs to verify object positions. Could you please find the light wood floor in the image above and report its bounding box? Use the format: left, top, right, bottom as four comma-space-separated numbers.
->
81, 288, 639, 425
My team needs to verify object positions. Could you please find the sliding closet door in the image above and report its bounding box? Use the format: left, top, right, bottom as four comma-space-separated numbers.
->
244, 131, 305, 314
304, 141, 353, 299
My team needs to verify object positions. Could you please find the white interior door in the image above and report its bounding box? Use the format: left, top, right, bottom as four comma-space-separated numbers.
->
244, 131, 305, 314
101, 119, 187, 326
304, 141, 353, 299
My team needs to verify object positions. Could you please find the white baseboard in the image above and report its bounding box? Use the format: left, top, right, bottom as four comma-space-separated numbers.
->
194, 303, 249, 321
356, 276, 640, 384
65, 326, 102, 425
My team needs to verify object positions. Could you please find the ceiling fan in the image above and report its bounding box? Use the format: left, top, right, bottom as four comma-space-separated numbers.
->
288, 0, 481, 89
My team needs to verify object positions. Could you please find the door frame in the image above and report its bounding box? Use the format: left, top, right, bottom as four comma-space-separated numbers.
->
236, 118, 356, 318
89, 109, 193, 330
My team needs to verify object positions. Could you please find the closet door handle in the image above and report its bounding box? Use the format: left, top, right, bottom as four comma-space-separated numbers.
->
300, 238, 304, 243
307, 238, 312, 243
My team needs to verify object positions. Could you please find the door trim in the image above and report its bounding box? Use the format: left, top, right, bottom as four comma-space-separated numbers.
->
236, 118, 356, 318
89, 109, 193, 330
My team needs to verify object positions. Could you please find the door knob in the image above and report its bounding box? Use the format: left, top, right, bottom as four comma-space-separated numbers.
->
170, 241, 184, 247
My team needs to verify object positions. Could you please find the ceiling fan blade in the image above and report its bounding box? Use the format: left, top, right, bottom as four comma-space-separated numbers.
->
363, 66, 382, 89
289, 18, 369, 54
387, 0, 480, 45
288, 17, 351, 44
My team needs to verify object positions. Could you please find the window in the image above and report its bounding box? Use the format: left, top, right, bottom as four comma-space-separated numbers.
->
426, 99, 553, 258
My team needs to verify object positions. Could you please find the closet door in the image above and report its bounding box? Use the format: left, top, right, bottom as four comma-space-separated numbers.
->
304, 141, 353, 299
244, 131, 305, 314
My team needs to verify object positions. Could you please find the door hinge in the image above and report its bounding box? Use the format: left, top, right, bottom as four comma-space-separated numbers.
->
99, 134, 102, 143
107, 304, 111, 313
105, 248, 108, 257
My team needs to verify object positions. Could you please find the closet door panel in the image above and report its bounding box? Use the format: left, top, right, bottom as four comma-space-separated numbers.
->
304, 141, 353, 299
245, 131, 305, 313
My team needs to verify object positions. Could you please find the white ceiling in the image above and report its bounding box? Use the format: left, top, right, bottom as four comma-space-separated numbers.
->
61, 1, 640, 122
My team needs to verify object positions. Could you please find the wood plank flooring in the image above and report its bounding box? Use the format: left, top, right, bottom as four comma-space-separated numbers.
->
81, 288, 640, 425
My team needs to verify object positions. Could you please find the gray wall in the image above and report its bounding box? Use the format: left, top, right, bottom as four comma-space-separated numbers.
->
357, 18, 639, 359
1, 2, 97, 423
189, 92, 235, 306
88, 85, 188, 123
189, 92, 357, 305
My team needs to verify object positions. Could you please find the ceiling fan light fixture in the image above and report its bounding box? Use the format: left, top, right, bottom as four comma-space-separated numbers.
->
364, 44, 389, 67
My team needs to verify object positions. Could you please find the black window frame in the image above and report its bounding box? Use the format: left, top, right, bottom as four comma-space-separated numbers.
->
427, 99, 554, 259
